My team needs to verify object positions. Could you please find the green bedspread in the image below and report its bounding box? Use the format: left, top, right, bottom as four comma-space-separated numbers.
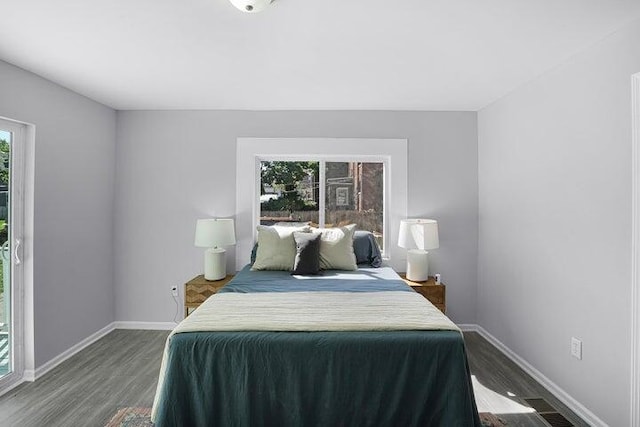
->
154, 330, 480, 427
153, 267, 481, 427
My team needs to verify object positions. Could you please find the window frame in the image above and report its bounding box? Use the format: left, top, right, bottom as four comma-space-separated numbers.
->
236, 138, 408, 272
0, 117, 28, 393
257, 156, 389, 255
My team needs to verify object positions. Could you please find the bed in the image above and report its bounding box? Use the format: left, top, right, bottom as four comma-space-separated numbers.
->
151, 265, 481, 427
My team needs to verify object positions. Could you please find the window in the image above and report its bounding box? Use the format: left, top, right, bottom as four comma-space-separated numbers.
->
260, 161, 320, 226
236, 138, 407, 271
259, 160, 384, 250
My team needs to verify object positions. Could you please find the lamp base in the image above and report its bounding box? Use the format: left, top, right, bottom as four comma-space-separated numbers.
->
204, 248, 226, 281
406, 249, 429, 282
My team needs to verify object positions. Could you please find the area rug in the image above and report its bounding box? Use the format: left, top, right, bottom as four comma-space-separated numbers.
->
479, 412, 508, 427
104, 407, 153, 427
105, 407, 504, 427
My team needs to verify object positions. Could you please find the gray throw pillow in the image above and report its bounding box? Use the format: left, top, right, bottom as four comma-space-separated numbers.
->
353, 230, 382, 267
291, 232, 322, 275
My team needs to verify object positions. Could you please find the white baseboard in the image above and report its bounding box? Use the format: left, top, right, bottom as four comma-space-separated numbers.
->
458, 324, 479, 332
113, 321, 177, 330
459, 323, 607, 427
23, 321, 116, 382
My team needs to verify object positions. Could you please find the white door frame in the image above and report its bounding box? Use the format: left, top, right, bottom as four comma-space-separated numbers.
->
0, 117, 26, 394
631, 72, 640, 427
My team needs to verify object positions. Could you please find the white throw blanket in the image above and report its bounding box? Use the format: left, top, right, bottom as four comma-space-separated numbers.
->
175, 290, 458, 332
151, 291, 459, 421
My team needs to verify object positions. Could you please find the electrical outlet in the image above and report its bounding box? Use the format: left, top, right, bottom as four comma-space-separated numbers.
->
571, 337, 582, 360
171, 286, 178, 297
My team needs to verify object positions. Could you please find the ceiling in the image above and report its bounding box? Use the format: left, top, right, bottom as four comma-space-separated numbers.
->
1, 0, 639, 111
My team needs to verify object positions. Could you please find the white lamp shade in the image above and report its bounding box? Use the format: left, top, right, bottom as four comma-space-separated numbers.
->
194, 219, 236, 248
229, 0, 272, 13
398, 219, 439, 250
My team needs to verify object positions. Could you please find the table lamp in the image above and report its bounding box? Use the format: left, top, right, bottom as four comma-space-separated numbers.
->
398, 218, 439, 282
194, 218, 236, 281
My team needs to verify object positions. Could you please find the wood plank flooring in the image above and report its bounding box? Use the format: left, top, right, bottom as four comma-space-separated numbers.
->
0, 329, 587, 426
0, 330, 169, 427
465, 332, 588, 426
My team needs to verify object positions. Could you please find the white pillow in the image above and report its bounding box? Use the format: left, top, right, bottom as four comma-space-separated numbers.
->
251, 225, 310, 271
315, 224, 358, 271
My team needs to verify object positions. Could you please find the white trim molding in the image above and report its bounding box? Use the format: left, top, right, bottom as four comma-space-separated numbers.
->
113, 321, 177, 330
459, 324, 607, 427
236, 137, 408, 271
22, 123, 36, 386
631, 71, 640, 427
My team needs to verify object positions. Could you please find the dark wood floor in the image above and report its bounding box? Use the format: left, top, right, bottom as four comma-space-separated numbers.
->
465, 332, 588, 427
0, 330, 168, 427
0, 329, 587, 427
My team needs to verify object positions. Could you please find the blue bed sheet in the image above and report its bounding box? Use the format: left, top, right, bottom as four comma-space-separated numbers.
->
219, 265, 413, 293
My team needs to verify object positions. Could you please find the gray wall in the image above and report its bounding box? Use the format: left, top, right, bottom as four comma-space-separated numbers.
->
115, 111, 478, 324
477, 19, 640, 426
0, 60, 116, 367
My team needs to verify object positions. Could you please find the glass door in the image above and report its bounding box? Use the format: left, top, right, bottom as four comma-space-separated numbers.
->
0, 119, 25, 384
0, 127, 10, 378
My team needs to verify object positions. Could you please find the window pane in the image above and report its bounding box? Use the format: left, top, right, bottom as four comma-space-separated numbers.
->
325, 162, 384, 249
0, 130, 9, 378
260, 161, 319, 226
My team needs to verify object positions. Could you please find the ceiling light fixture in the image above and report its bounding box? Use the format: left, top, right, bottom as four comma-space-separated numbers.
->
228, 0, 273, 13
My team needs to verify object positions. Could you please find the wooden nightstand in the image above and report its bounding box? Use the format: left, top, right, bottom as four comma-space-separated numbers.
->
400, 274, 446, 314
184, 274, 234, 318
